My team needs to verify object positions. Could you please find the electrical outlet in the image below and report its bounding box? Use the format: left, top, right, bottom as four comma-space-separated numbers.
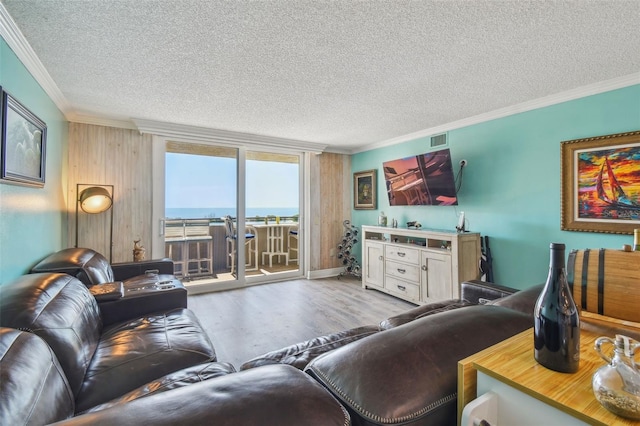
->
330, 248, 336, 257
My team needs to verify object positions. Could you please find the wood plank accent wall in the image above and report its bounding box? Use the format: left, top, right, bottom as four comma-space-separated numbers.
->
316, 152, 351, 270
68, 123, 153, 263
68, 123, 350, 271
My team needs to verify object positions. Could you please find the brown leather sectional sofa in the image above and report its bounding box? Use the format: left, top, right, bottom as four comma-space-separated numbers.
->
0, 248, 543, 425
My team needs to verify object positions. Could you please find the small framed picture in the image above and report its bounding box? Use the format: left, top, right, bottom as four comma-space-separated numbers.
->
354, 169, 376, 210
1, 90, 47, 187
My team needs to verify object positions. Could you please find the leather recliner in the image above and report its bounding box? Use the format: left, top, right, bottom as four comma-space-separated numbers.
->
0, 273, 218, 416
30, 247, 175, 286
0, 327, 350, 426
30, 247, 188, 324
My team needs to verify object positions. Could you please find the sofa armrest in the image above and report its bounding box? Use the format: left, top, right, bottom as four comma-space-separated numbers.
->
240, 325, 379, 371
460, 280, 519, 305
306, 305, 532, 426
111, 259, 175, 281
89, 282, 124, 302
489, 283, 544, 318
98, 276, 187, 325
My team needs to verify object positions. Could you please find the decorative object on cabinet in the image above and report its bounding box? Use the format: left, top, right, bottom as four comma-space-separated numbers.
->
361, 226, 480, 304
377, 211, 387, 226
353, 169, 376, 210
455, 211, 466, 232
561, 130, 640, 235
592, 334, 640, 420
75, 184, 114, 262
406, 221, 421, 229
534, 243, 580, 374
1, 89, 47, 187
337, 220, 361, 278
567, 248, 640, 323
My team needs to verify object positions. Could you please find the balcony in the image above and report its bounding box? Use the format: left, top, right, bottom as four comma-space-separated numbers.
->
164, 217, 299, 283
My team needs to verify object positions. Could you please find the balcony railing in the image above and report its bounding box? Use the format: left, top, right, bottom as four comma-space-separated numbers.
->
164, 217, 299, 280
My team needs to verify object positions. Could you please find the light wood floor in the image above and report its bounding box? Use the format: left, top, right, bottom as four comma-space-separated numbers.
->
188, 276, 416, 369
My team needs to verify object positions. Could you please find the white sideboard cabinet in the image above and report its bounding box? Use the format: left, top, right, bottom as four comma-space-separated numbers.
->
361, 226, 481, 304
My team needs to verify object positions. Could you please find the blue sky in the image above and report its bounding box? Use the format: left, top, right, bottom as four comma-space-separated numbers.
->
165, 153, 299, 208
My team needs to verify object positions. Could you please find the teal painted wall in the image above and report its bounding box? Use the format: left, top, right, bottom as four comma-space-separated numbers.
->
352, 85, 640, 289
0, 38, 68, 284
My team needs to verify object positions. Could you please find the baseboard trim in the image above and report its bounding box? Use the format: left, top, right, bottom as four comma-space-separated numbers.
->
307, 267, 345, 280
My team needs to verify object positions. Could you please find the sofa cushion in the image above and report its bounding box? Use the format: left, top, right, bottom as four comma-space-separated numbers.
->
75, 308, 217, 412
83, 361, 236, 414
305, 305, 532, 426
240, 325, 379, 370
31, 247, 115, 286
0, 273, 102, 398
51, 365, 351, 426
0, 328, 75, 425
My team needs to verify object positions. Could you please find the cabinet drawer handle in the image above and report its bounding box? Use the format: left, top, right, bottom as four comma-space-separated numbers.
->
397, 252, 406, 257
397, 268, 406, 274
378, 256, 384, 261
421, 265, 427, 271
397, 285, 406, 291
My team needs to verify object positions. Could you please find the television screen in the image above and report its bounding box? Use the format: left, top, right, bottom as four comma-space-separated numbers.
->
383, 148, 458, 206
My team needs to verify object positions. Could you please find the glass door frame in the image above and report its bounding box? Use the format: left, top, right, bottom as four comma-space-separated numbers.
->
151, 136, 307, 291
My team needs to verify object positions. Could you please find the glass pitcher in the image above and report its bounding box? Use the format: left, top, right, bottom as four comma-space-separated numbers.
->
592, 334, 640, 419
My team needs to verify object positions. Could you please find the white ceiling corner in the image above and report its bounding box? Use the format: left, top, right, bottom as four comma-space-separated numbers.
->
2, 1, 639, 153
0, 3, 72, 115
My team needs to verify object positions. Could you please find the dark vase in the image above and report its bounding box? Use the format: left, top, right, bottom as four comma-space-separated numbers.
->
534, 243, 580, 373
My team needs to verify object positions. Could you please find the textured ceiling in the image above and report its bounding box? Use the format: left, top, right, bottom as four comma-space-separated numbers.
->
2, 0, 640, 152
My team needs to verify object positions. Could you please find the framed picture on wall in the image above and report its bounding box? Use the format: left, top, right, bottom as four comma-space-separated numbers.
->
354, 169, 376, 210
1, 90, 47, 187
561, 130, 640, 234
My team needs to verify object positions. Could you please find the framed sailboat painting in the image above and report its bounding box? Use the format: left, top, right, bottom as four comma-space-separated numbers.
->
561, 130, 640, 234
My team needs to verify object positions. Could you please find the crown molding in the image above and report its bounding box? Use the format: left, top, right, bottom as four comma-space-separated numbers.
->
132, 118, 328, 153
67, 112, 138, 130
0, 3, 73, 116
351, 73, 640, 154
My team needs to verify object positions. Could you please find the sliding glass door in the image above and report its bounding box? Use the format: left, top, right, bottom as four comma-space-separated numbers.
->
246, 150, 300, 278
161, 141, 302, 290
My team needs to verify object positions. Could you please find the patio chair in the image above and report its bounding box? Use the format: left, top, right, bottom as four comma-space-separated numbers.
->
223, 215, 258, 274
288, 224, 299, 264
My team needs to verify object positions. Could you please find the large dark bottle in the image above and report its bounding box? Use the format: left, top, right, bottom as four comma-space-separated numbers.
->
534, 243, 580, 373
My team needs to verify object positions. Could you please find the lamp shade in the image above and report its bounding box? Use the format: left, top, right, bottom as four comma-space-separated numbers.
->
79, 186, 112, 213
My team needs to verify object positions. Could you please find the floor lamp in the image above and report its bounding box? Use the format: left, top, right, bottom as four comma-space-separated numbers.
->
75, 184, 114, 262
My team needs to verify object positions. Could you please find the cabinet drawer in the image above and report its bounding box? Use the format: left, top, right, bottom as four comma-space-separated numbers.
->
385, 260, 420, 282
386, 276, 421, 302
385, 245, 419, 264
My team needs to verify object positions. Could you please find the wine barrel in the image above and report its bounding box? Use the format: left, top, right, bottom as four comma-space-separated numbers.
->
567, 249, 640, 323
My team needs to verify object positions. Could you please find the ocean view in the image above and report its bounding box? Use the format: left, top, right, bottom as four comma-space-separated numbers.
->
165, 207, 299, 219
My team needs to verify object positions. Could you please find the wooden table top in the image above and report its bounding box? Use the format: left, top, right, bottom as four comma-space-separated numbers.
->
460, 328, 638, 426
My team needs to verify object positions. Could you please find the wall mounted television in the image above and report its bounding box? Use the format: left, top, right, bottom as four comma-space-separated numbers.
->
383, 148, 458, 206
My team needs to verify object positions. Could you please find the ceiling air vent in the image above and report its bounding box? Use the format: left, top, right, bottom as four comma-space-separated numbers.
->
430, 133, 447, 147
